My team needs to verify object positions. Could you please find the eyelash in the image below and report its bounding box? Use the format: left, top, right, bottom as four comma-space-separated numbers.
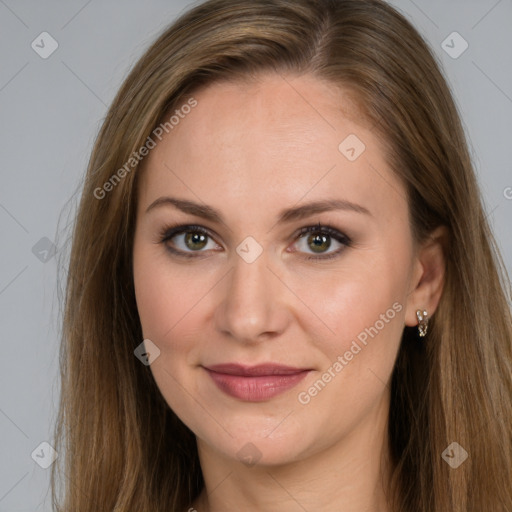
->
157, 222, 352, 261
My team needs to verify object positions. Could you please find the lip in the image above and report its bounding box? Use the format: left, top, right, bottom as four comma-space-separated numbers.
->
203, 363, 312, 402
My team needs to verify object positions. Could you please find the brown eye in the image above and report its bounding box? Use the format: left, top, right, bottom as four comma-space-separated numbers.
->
293, 225, 351, 261
306, 233, 332, 253
183, 231, 208, 251
159, 224, 221, 258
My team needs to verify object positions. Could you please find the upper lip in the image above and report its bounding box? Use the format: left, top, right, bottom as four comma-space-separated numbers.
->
204, 363, 311, 376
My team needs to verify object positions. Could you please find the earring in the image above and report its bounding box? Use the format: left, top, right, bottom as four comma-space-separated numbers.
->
416, 309, 428, 337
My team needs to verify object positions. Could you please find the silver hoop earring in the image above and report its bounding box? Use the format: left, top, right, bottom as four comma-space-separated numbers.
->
416, 309, 429, 337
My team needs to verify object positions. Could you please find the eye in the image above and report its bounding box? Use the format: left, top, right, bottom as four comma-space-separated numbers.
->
158, 222, 351, 261
291, 223, 351, 261
159, 224, 221, 258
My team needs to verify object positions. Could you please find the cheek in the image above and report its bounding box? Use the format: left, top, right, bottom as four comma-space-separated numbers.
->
133, 243, 209, 343
132, 245, 224, 385
133, 249, 208, 421
297, 262, 406, 350
293, 249, 409, 397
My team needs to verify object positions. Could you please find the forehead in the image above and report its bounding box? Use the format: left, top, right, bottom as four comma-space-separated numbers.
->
137, 73, 406, 224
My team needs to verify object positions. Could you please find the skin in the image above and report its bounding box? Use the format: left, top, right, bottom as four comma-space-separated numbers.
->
132, 73, 447, 512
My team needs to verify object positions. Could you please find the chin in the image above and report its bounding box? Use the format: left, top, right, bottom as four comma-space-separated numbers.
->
195, 414, 319, 467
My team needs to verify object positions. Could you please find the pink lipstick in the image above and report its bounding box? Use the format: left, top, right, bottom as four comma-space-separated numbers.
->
203, 363, 311, 402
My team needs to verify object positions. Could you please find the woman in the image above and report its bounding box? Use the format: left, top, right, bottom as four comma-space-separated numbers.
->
51, 0, 512, 510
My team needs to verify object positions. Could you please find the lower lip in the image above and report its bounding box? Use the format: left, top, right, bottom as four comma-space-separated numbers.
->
204, 368, 310, 402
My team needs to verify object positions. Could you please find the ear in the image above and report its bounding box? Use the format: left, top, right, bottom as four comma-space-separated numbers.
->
404, 225, 449, 328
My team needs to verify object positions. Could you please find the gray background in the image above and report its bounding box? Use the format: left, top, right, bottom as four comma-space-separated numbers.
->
0, 0, 510, 510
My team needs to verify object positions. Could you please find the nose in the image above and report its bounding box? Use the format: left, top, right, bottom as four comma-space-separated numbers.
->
214, 246, 291, 344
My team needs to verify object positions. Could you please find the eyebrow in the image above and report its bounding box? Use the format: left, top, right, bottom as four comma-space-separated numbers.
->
145, 196, 372, 223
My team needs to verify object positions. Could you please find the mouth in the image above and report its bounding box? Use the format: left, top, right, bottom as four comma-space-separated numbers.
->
202, 363, 312, 402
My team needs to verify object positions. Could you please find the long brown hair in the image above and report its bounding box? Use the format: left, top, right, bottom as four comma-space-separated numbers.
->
51, 0, 512, 510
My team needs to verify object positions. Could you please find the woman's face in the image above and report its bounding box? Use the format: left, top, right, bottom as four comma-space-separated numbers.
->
133, 73, 425, 466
